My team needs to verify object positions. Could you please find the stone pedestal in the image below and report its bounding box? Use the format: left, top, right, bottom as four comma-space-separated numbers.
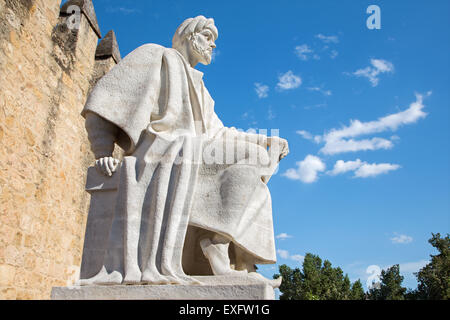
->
51, 275, 275, 300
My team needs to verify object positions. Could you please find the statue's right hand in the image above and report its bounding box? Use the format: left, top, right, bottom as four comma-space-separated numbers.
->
95, 157, 120, 177
268, 137, 289, 161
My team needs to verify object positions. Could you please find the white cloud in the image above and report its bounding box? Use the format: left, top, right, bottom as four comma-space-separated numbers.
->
290, 255, 305, 263
254, 83, 269, 98
314, 93, 429, 155
398, 260, 428, 273
294, 44, 314, 61
283, 155, 326, 183
353, 59, 394, 86
277, 71, 302, 90
277, 249, 304, 263
390, 233, 413, 244
328, 159, 364, 176
296, 130, 322, 143
355, 163, 401, 178
328, 159, 401, 178
315, 34, 339, 44
321, 137, 394, 155
296, 130, 314, 141
276, 233, 293, 240
277, 249, 290, 259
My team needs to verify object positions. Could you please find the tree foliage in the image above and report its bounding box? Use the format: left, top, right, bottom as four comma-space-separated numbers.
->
274, 233, 449, 300
366, 264, 406, 300
273, 253, 365, 300
411, 233, 450, 300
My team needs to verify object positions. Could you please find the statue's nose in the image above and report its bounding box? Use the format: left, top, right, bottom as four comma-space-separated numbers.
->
210, 42, 216, 49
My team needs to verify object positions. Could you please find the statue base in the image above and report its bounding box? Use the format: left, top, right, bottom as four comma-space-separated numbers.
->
51, 275, 276, 300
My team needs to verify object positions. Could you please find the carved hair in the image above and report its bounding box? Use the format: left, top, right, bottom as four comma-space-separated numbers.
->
172, 16, 218, 51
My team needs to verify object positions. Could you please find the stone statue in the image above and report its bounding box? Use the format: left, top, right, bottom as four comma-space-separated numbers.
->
77, 16, 289, 288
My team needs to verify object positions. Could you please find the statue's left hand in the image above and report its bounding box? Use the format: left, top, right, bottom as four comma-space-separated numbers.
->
95, 157, 120, 177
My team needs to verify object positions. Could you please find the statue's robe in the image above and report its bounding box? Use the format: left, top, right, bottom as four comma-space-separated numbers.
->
81, 44, 277, 281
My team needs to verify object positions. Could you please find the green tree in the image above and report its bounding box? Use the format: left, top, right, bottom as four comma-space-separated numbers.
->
302, 254, 323, 299
350, 280, 365, 300
413, 233, 450, 300
274, 253, 364, 300
367, 264, 406, 300
274, 264, 303, 300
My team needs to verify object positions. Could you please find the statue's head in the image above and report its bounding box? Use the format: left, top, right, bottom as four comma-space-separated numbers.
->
173, 16, 218, 66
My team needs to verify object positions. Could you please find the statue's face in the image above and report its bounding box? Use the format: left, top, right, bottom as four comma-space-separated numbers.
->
190, 29, 216, 65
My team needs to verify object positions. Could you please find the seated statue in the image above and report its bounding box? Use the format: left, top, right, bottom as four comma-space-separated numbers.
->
77, 16, 289, 288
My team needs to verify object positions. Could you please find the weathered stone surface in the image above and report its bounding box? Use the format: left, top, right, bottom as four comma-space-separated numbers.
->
95, 30, 121, 63
52, 276, 275, 300
0, 0, 118, 300
61, 0, 101, 38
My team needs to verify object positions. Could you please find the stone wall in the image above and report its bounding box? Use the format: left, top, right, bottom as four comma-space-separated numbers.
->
0, 0, 119, 299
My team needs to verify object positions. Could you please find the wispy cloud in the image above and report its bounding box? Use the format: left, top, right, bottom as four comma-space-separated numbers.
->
276, 233, 293, 240
391, 233, 413, 244
211, 49, 220, 62
308, 86, 332, 96
298, 93, 429, 155
355, 162, 401, 178
328, 159, 401, 178
352, 59, 394, 86
267, 106, 276, 120
297, 130, 315, 141
277, 249, 290, 259
330, 50, 339, 59
283, 155, 326, 183
290, 255, 305, 263
254, 83, 269, 98
277, 71, 302, 90
294, 44, 314, 61
106, 7, 141, 15
398, 260, 428, 273
315, 33, 339, 44
241, 110, 258, 127
303, 103, 327, 110
294, 33, 339, 62
328, 159, 365, 176
277, 249, 305, 264
321, 137, 394, 155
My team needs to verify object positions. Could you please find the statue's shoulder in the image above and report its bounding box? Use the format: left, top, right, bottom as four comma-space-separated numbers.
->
124, 44, 183, 63
126, 43, 173, 58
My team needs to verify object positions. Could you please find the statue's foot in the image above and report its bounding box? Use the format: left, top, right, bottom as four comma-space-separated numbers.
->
141, 269, 172, 285
160, 265, 203, 285
248, 272, 282, 289
76, 266, 123, 286
171, 274, 203, 285
123, 266, 142, 285
200, 237, 238, 276
223, 269, 248, 277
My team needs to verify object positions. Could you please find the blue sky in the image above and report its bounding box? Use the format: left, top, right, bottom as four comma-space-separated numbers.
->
85, 0, 449, 291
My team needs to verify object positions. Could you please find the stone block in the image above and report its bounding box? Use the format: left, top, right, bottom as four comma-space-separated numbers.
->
0, 264, 16, 286
52, 275, 275, 300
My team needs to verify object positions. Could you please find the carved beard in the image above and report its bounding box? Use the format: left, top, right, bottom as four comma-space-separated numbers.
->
191, 36, 212, 65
